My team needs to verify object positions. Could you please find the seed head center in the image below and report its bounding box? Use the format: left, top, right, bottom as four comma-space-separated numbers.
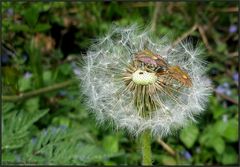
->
132, 69, 157, 85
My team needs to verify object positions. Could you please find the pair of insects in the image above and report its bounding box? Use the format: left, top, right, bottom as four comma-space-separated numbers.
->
134, 49, 192, 87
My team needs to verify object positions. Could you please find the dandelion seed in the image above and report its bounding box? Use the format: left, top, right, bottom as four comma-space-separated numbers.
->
77, 25, 212, 138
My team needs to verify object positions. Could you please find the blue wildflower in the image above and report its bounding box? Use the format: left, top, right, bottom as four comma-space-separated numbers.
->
229, 25, 237, 33
184, 151, 192, 160
73, 68, 81, 76
24, 71, 32, 79
216, 83, 231, 96
181, 150, 192, 160
6, 8, 14, 17
71, 62, 81, 76
233, 72, 238, 82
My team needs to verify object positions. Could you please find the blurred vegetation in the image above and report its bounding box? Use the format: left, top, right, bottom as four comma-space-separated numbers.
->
2, 1, 238, 165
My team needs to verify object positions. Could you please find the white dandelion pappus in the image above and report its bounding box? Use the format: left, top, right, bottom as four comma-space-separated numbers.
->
78, 25, 212, 138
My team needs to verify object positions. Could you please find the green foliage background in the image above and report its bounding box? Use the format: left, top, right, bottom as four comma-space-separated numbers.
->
2, 1, 238, 165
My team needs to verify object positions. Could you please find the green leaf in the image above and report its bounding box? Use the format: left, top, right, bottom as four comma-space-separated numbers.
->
103, 135, 119, 154
22, 4, 41, 26
212, 137, 225, 154
24, 127, 76, 164
76, 144, 106, 164
212, 120, 228, 136
216, 43, 227, 53
161, 155, 177, 165
24, 97, 39, 112
2, 134, 28, 150
3, 109, 49, 151
212, 105, 226, 120
180, 124, 199, 149
34, 23, 51, 32
2, 151, 16, 164
221, 147, 238, 165
19, 77, 32, 91
27, 38, 44, 88
59, 63, 72, 76
3, 67, 20, 86
210, 121, 229, 154
52, 116, 70, 127
103, 161, 117, 165
222, 119, 238, 142
22, 126, 120, 165
9, 24, 30, 32
199, 125, 225, 154
3, 102, 15, 113
43, 70, 53, 85
17, 109, 49, 133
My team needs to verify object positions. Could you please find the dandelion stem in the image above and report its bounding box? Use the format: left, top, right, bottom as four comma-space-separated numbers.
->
140, 129, 152, 165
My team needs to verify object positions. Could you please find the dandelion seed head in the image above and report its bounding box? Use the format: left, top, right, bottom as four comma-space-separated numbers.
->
78, 25, 212, 138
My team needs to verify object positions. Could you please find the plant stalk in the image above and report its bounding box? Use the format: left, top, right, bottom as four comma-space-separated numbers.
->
140, 129, 152, 165
2, 80, 76, 102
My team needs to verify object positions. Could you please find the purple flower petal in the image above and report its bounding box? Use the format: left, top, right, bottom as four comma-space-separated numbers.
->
24, 71, 32, 79
6, 8, 14, 17
229, 25, 237, 33
233, 72, 238, 82
216, 83, 231, 96
73, 68, 81, 76
183, 151, 192, 160
216, 85, 225, 94
223, 82, 229, 88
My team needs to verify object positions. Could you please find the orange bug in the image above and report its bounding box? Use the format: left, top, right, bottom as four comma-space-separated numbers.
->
134, 49, 192, 87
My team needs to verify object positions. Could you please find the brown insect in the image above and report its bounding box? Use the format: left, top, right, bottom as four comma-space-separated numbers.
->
134, 49, 168, 68
134, 49, 192, 87
165, 66, 192, 87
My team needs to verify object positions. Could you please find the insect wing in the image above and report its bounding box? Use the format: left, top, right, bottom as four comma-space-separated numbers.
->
138, 57, 157, 66
135, 50, 158, 66
142, 49, 159, 60
168, 66, 192, 87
